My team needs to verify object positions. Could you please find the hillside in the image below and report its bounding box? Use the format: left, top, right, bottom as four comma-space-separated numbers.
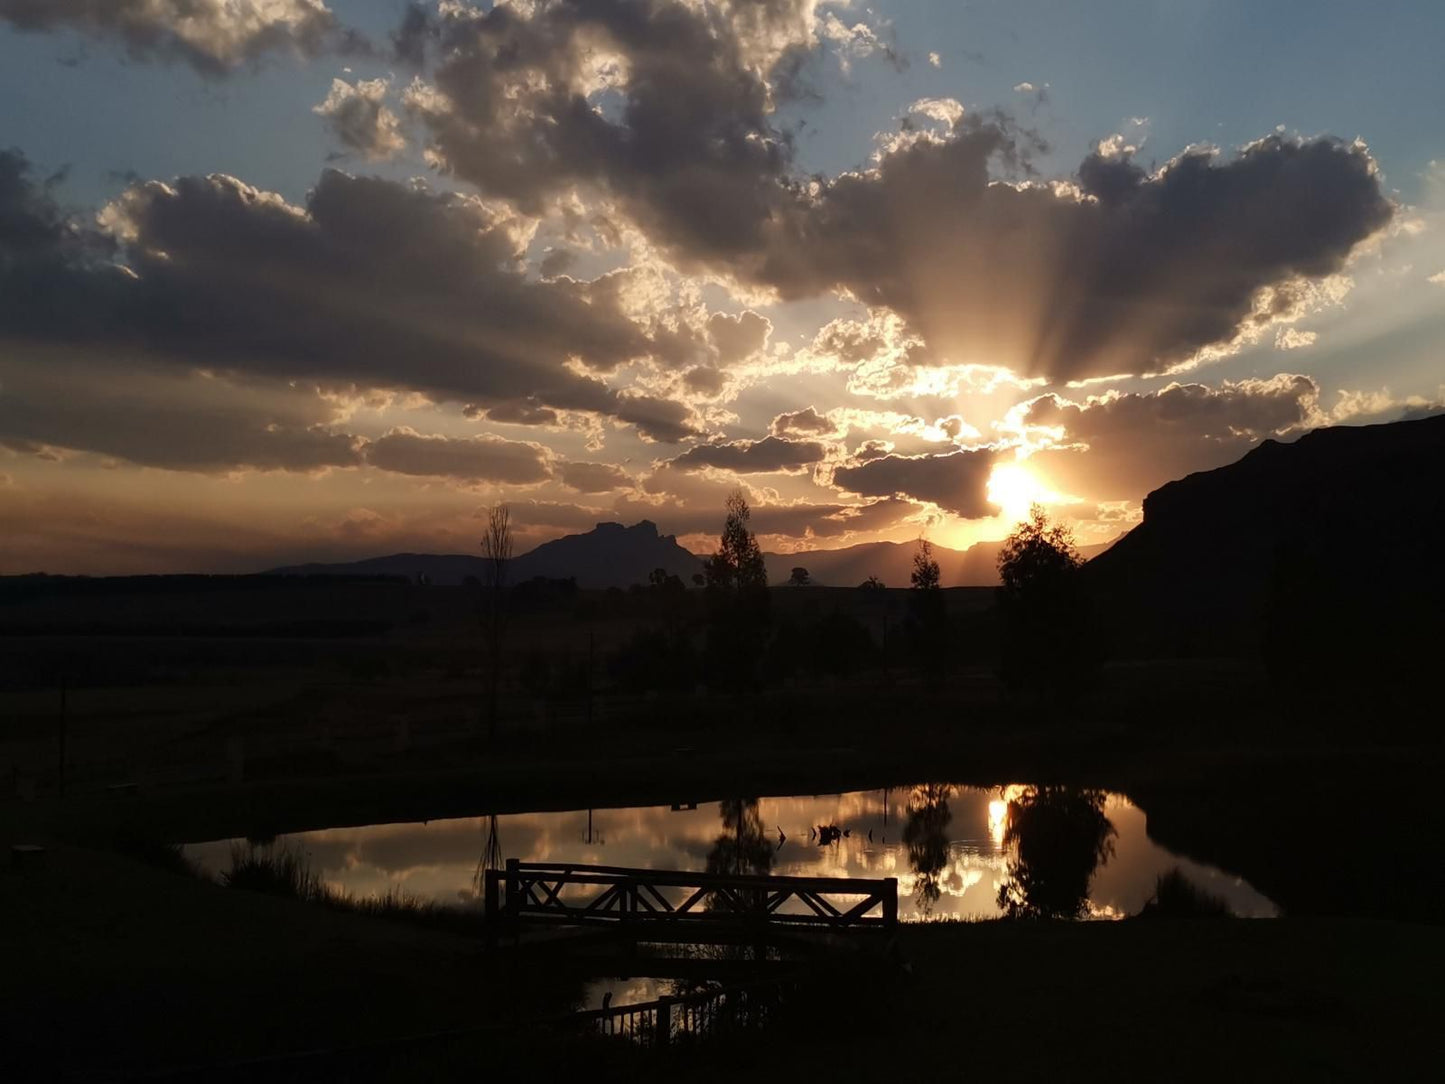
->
1085, 412, 1445, 669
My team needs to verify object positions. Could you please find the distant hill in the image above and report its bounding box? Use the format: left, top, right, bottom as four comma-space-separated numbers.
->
272, 520, 1116, 589
272, 520, 703, 589
1085, 413, 1445, 668
766, 536, 1116, 589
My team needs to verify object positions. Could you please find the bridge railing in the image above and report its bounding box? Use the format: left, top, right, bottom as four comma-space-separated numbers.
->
569, 975, 803, 1047
484, 860, 898, 936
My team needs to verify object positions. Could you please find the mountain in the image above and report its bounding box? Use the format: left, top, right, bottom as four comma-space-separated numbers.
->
508, 520, 702, 588
271, 520, 703, 589
272, 521, 1117, 590
1085, 412, 1445, 664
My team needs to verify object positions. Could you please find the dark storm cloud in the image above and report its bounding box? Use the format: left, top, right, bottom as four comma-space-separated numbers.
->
0, 151, 698, 442
832, 447, 997, 517
755, 128, 1393, 382
0, 0, 363, 76
558, 460, 633, 493
668, 435, 828, 473
1025, 374, 1321, 500
363, 429, 552, 484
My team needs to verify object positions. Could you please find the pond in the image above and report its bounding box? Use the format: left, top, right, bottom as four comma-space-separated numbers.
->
183, 783, 1277, 925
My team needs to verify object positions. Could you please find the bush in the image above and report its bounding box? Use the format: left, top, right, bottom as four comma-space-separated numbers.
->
1137, 868, 1231, 918
221, 843, 327, 901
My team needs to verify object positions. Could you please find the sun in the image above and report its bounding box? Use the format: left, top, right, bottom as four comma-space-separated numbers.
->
987, 462, 1050, 525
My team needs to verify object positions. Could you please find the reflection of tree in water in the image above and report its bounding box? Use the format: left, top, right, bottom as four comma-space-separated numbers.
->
698, 799, 775, 965
706, 798, 773, 878
903, 784, 954, 914
997, 787, 1116, 919
472, 814, 503, 894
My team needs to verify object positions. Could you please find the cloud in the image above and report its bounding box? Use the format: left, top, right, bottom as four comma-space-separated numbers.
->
770, 406, 840, 439
0, 352, 362, 473
558, 460, 633, 493
1274, 326, 1317, 350
363, 429, 552, 484
1022, 374, 1322, 501
403, 0, 802, 259
0, 0, 360, 76
668, 435, 829, 474
0, 150, 698, 443
707, 310, 772, 365
398, 7, 1387, 389
615, 492, 918, 542
753, 129, 1393, 383
314, 78, 405, 160
832, 448, 997, 517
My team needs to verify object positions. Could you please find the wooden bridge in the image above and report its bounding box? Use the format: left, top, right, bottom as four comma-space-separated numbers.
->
484, 860, 897, 943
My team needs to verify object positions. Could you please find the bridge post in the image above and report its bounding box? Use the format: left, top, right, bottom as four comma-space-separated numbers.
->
505, 858, 520, 937
883, 877, 898, 927
656, 996, 673, 1047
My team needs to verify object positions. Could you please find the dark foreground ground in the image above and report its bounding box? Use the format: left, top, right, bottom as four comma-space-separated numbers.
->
3, 839, 1440, 1081
3, 580, 1443, 1079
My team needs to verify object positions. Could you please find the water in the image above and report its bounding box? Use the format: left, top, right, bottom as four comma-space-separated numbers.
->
184, 783, 1277, 927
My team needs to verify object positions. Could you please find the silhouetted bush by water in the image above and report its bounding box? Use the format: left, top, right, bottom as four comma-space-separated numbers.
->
1137, 869, 1231, 919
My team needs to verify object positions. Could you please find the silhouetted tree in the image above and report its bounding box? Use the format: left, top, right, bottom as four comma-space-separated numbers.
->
479, 503, 512, 740
704, 491, 770, 687
996, 505, 1099, 700
997, 786, 1116, 919
909, 539, 947, 686
903, 784, 953, 914
788, 566, 811, 587
858, 575, 885, 590
649, 567, 684, 592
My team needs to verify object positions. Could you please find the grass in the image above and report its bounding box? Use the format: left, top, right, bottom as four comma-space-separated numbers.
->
1138, 867, 1232, 919
222, 842, 325, 899
219, 842, 487, 936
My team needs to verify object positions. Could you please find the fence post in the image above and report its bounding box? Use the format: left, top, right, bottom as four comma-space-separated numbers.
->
656, 996, 673, 1047
883, 877, 898, 928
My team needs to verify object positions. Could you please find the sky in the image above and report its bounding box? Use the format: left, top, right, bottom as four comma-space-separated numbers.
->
1, 0, 1442, 574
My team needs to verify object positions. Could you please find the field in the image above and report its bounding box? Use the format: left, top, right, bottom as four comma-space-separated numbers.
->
2, 577, 1442, 1078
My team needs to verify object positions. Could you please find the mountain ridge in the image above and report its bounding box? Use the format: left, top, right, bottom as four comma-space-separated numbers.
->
269, 521, 1117, 588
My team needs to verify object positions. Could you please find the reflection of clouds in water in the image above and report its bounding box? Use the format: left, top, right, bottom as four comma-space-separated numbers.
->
183, 785, 1277, 920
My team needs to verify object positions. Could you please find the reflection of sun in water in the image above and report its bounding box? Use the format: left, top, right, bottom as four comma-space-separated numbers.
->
987, 800, 1008, 845
989, 784, 1031, 845
987, 461, 1051, 525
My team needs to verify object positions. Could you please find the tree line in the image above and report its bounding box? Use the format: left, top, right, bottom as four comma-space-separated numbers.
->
477, 490, 1101, 707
